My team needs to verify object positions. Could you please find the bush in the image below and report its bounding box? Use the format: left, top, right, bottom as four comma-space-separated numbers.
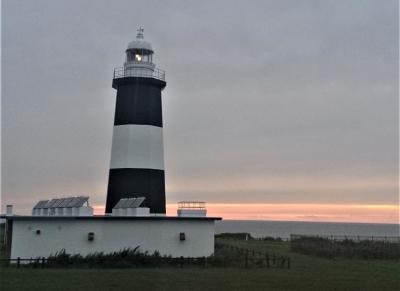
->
291, 236, 400, 260
215, 233, 253, 240
259, 236, 283, 242
46, 247, 174, 268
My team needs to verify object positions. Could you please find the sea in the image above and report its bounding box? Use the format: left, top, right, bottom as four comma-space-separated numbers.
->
215, 220, 400, 239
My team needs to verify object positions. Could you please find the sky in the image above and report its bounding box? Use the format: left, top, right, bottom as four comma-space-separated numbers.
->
1, 0, 399, 223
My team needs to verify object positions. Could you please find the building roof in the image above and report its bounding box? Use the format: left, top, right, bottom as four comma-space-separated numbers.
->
1, 215, 222, 221
127, 28, 153, 52
33, 196, 89, 209
127, 39, 153, 52
32, 200, 49, 209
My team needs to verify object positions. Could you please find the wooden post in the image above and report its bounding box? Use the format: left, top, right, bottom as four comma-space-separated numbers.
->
245, 250, 249, 268
287, 257, 290, 269
272, 254, 276, 265
180, 256, 183, 268
265, 254, 270, 268
17, 257, 20, 269
41, 257, 45, 268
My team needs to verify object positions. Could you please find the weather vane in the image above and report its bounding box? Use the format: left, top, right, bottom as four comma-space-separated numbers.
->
137, 27, 144, 39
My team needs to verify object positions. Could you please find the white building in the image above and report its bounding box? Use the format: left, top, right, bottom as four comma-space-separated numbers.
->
2, 198, 220, 260
5, 215, 219, 260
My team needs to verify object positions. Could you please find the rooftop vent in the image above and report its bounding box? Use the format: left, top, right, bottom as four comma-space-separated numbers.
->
177, 201, 207, 217
112, 197, 150, 217
32, 196, 93, 216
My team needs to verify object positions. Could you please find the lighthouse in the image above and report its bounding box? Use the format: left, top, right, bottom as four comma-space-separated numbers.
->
105, 28, 167, 214
2, 28, 221, 261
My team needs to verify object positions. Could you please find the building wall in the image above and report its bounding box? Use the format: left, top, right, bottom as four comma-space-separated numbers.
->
10, 219, 215, 259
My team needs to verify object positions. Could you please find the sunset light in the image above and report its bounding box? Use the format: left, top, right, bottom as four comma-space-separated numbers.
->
93, 203, 399, 224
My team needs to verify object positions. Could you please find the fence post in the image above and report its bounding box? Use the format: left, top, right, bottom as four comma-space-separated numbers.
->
272, 254, 276, 265
265, 254, 270, 268
245, 250, 249, 268
287, 257, 290, 269
17, 257, 20, 269
41, 257, 45, 268
203, 256, 207, 268
180, 256, 183, 268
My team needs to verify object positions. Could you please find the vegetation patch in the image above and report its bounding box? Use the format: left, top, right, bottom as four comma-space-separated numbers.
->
216, 233, 284, 242
4, 241, 290, 269
215, 233, 253, 240
42, 248, 204, 268
291, 236, 400, 260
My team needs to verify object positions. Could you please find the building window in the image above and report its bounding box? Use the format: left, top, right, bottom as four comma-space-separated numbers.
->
88, 232, 95, 241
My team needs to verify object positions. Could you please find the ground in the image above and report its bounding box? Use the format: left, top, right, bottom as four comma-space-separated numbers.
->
0, 236, 399, 291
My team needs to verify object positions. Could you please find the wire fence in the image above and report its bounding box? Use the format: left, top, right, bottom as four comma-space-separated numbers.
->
290, 234, 400, 243
215, 243, 290, 269
0, 244, 291, 270
290, 234, 400, 259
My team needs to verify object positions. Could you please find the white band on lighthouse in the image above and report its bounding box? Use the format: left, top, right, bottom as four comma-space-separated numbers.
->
110, 124, 164, 170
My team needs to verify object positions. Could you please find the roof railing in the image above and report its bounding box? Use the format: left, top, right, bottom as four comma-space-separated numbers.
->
178, 201, 206, 209
113, 67, 165, 81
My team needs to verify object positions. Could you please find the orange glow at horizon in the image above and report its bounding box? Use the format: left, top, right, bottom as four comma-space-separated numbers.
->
93, 203, 399, 224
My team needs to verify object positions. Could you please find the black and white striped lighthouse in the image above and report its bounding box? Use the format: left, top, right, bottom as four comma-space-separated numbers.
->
105, 28, 166, 214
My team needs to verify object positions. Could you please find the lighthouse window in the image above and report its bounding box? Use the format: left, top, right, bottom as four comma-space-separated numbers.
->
135, 54, 142, 62
127, 52, 132, 62
126, 50, 152, 63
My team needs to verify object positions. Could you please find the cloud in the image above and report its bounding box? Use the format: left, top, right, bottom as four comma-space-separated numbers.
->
2, 0, 398, 216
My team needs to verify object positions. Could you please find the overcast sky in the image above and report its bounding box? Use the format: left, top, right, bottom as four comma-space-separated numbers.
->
2, 0, 398, 213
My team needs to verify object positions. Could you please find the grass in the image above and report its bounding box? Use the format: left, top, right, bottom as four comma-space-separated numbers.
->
214, 238, 400, 290
0, 228, 399, 290
291, 236, 400, 259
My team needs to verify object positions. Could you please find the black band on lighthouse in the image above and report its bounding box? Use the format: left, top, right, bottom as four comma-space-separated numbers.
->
106, 168, 166, 214
113, 77, 166, 127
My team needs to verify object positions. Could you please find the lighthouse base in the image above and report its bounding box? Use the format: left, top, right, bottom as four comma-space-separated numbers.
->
105, 168, 166, 214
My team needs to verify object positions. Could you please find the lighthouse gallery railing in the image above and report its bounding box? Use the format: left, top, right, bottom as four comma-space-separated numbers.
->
113, 67, 166, 81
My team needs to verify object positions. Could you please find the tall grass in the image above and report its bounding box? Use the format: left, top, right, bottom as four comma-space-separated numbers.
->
45, 247, 177, 268
291, 236, 400, 259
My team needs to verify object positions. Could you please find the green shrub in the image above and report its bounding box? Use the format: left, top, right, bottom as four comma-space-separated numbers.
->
291, 236, 400, 260
259, 236, 283, 242
215, 233, 253, 240
46, 247, 174, 268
